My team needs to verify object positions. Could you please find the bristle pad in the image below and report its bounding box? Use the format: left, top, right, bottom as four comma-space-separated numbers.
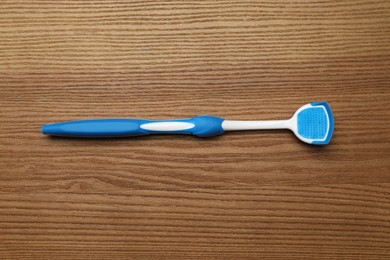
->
297, 107, 328, 140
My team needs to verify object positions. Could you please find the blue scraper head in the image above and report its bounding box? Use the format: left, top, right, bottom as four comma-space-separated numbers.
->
292, 102, 334, 145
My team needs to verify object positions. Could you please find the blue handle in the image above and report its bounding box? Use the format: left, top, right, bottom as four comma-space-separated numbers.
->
42, 115, 224, 138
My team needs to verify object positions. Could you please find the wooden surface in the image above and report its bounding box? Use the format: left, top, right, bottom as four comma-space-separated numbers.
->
1, 0, 390, 259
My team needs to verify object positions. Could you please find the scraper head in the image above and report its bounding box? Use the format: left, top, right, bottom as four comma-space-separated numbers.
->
291, 102, 334, 145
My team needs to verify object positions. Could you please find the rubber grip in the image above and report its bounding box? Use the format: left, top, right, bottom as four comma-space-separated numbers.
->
42, 115, 224, 138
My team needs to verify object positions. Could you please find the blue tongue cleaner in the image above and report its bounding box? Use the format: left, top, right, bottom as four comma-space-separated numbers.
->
297, 102, 334, 145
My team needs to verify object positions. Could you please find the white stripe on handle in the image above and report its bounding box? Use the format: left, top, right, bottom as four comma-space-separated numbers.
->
140, 122, 195, 131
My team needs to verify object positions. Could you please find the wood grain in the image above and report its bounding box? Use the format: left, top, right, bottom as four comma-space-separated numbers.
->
0, 0, 389, 259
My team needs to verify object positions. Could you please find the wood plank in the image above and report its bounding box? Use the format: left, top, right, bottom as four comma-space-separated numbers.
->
0, 0, 389, 258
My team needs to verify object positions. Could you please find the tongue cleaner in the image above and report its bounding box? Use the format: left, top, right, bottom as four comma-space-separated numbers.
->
42, 101, 334, 145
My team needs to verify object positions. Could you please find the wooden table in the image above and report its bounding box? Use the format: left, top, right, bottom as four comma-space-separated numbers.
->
1, 1, 389, 259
